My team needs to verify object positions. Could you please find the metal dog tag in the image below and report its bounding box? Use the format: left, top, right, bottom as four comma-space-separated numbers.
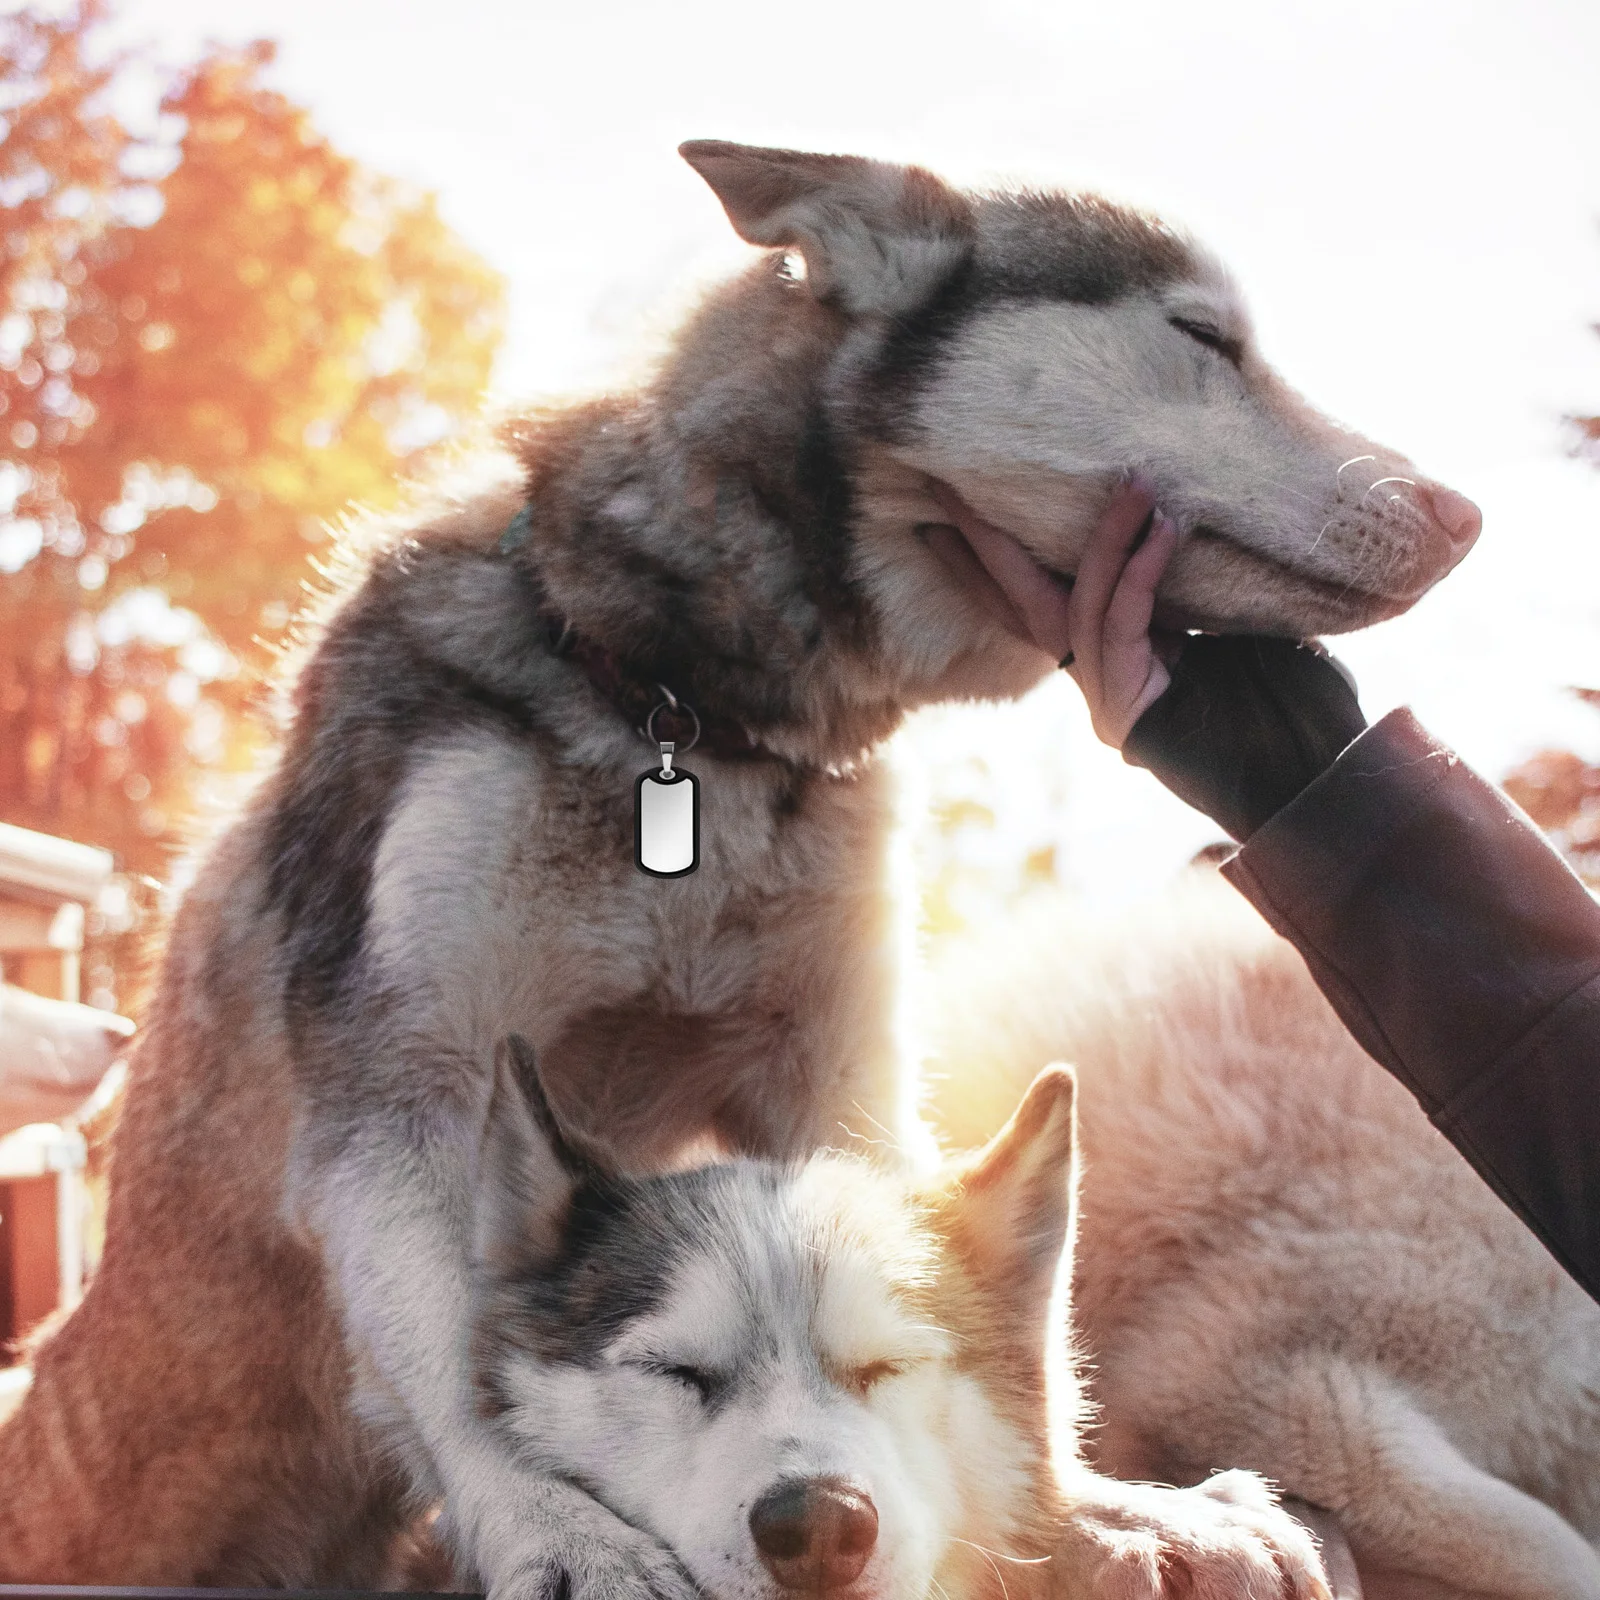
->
636, 743, 699, 877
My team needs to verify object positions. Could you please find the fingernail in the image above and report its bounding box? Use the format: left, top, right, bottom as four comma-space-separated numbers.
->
1127, 472, 1159, 500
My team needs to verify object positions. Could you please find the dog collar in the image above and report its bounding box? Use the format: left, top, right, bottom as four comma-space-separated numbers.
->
500, 506, 780, 763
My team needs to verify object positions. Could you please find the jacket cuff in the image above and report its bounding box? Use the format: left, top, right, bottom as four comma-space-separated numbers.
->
1223, 706, 1600, 1111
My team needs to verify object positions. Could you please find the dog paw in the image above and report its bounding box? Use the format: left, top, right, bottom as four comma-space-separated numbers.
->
491, 1520, 698, 1600
1053, 1471, 1333, 1600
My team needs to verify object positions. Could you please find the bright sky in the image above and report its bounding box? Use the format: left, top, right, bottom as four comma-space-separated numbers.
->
104, 0, 1600, 902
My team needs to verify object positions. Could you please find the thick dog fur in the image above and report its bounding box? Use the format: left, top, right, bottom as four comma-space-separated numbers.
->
469, 1040, 1326, 1600
0, 141, 1468, 1594
928, 875, 1600, 1600
468, 1039, 1077, 1600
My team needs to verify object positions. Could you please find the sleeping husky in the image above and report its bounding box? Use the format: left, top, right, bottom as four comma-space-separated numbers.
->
0, 140, 1470, 1591
470, 1037, 1327, 1600
929, 877, 1600, 1600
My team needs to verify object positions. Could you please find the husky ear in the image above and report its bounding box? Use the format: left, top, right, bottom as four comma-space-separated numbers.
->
953, 1065, 1079, 1300
474, 1034, 605, 1277
679, 139, 972, 317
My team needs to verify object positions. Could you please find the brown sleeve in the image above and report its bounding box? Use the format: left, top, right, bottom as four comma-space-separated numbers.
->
1221, 707, 1600, 1301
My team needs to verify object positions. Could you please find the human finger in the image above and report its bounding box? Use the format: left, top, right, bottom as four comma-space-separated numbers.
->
1066, 478, 1160, 712
1096, 514, 1181, 742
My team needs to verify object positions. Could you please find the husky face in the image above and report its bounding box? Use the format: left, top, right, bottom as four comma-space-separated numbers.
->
890, 255, 1477, 636
484, 1164, 962, 1600
682, 142, 1479, 642
473, 1040, 1078, 1600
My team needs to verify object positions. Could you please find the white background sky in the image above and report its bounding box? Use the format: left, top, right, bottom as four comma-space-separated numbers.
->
96, 0, 1600, 902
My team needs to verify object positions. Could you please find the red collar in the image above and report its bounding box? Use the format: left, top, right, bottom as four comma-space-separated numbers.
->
504, 508, 786, 764
546, 619, 779, 762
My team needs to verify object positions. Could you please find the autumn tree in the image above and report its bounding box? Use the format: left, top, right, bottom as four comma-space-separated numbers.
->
0, 3, 504, 887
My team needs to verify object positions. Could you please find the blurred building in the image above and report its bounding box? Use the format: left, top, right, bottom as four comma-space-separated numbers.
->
0, 823, 132, 1360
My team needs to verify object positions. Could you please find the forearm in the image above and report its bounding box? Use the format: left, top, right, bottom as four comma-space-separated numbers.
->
1221, 708, 1600, 1300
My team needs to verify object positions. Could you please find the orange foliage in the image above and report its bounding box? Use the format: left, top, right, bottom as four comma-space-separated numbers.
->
1503, 693, 1600, 885
0, 3, 504, 885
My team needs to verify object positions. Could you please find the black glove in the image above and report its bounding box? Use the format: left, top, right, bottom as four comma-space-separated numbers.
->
1121, 635, 1368, 842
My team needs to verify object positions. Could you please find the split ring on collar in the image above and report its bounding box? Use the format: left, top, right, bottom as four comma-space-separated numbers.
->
647, 687, 701, 754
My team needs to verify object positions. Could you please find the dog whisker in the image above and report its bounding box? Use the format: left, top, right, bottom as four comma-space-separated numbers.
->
837, 1120, 895, 1149
1335, 453, 1378, 493
960, 1541, 1009, 1600
950, 1535, 1053, 1600
950, 1537, 1052, 1567
848, 1100, 903, 1146
1359, 474, 1416, 508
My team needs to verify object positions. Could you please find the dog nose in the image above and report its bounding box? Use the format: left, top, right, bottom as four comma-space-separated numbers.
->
749, 1477, 879, 1592
1424, 485, 1482, 552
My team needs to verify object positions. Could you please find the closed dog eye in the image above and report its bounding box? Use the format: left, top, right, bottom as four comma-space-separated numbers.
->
1168, 315, 1244, 368
635, 1359, 722, 1403
841, 1358, 915, 1395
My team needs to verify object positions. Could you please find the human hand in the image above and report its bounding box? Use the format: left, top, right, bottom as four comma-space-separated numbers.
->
923, 478, 1367, 839
925, 477, 1181, 748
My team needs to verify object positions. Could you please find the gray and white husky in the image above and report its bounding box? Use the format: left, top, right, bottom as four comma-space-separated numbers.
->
469, 1038, 1326, 1600
0, 140, 1472, 1595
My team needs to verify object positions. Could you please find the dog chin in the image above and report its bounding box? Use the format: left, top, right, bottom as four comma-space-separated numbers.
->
1151, 592, 1397, 640
1154, 536, 1416, 638
713, 1561, 902, 1600
927, 475, 1411, 641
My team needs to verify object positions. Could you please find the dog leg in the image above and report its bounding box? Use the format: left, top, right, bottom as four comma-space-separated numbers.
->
0, 1265, 403, 1584
268, 732, 698, 1597
305, 1135, 698, 1600
1284, 1391, 1600, 1600
1283, 1499, 1364, 1600
1125, 1360, 1600, 1600
1051, 1465, 1334, 1600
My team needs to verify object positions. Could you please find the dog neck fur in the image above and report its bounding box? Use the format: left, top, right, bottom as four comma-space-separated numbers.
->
494, 152, 1095, 771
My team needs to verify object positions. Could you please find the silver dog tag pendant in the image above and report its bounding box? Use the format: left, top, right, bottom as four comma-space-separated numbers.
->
636, 743, 699, 877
